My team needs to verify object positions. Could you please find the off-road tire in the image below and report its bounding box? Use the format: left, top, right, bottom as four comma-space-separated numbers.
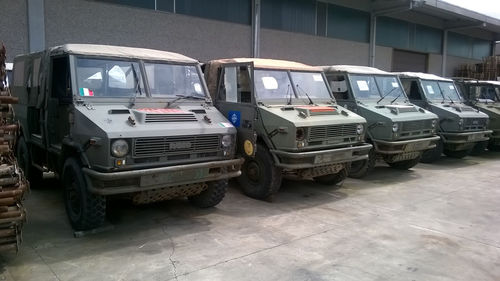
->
313, 168, 348, 186
443, 148, 471, 159
348, 148, 376, 178
387, 155, 422, 170
487, 142, 500, 151
470, 141, 488, 156
237, 143, 282, 200
420, 139, 443, 163
16, 136, 43, 187
188, 179, 228, 208
63, 157, 106, 231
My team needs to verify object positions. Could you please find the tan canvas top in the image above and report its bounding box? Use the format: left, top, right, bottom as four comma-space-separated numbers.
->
322, 65, 392, 75
204, 58, 321, 98
50, 44, 198, 63
396, 72, 453, 82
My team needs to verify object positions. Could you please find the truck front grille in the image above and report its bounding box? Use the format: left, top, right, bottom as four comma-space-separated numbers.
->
464, 118, 487, 131
401, 120, 433, 132
145, 113, 197, 123
308, 124, 357, 141
133, 135, 220, 158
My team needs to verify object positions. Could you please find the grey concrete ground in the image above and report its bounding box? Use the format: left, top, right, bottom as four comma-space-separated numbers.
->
1, 152, 499, 281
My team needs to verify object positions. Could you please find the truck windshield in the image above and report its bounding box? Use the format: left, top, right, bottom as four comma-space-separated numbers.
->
471, 85, 500, 102
349, 74, 404, 101
144, 63, 205, 97
421, 80, 461, 102
254, 70, 331, 101
76, 58, 144, 97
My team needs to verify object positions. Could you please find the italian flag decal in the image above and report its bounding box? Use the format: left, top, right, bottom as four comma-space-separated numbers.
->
79, 88, 94, 96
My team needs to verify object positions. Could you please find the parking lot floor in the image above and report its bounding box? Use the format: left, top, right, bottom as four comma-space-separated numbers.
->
1, 152, 499, 281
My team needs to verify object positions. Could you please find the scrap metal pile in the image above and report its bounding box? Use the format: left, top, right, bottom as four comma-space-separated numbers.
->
0, 43, 28, 252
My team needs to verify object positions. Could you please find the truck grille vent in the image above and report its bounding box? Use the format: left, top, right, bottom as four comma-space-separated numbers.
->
308, 124, 357, 141
145, 113, 197, 123
401, 120, 433, 132
133, 135, 220, 157
464, 118, 487, 131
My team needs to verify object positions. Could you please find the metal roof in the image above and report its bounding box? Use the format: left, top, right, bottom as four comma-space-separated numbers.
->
207, 58, 321, 72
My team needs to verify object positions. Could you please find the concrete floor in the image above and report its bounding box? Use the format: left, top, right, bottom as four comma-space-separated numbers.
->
1, 153, 500, 281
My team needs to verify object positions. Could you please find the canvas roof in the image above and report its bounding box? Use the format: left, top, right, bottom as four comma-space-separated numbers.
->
396, 72, 453, 82
321, 65, 393, 75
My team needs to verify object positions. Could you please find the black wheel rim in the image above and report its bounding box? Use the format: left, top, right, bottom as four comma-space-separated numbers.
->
245, 159, 262, 184
65, 169, 82, 218
349, 159, 366, 173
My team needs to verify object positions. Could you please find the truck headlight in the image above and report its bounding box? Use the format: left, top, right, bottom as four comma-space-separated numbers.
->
111, 139, 129, 158
296, 128, 305, 141
221, 135, 233, 148
458, 118, 463, 129
356, 124, 364, 135
431, 119, 437, 128
392, 123, 399, 133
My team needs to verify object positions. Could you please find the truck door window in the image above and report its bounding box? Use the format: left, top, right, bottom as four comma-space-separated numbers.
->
403, 80, 422, 100
221, 66, 252, 103
51, 57, 72, 103
328, 74, 349, 100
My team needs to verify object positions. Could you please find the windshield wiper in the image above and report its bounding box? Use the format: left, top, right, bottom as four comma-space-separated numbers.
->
286, 84, 293, 105
129, 63, 142, 108
447, 96, 455, 104
377, 87, 398, 104
295, 84, 314, 105
166, 94, 205, 108
390, 93, 402, 104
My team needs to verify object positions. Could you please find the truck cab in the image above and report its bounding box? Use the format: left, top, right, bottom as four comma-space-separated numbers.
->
11, 44, 243, 230
204, 58, 372, 200
398, 72, 491, 161
322, 66, 439, 176
454, 79, 500, 152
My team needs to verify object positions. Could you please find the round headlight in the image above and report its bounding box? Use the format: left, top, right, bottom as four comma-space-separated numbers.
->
296, 128, 305, 141
431, 119, 437, 128
356, 124, 364, 135
392, 123, 399, 133
458, 118, 464, 126
111, 139, 129, 158
221, 135, 233, 148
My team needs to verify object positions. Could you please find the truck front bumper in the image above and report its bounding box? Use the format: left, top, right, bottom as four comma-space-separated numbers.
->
270, 143, 373, 169
489, 130, 500, 144
82, 158, 244, 195
441, 130, 492, 151
373, 135, 441, 155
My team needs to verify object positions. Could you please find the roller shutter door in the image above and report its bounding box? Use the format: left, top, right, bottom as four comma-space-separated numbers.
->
392, 49, 428, 72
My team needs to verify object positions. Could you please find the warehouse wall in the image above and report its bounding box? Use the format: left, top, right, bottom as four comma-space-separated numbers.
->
0, 0, 28, 62
43, 0, 252, 62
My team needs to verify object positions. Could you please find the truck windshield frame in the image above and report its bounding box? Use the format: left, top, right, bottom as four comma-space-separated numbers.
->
253, 69, 332, 104
421, 80, 462, 102
470, 84, 500, 102
74, 56, 208, 101
348, 74, 406, 102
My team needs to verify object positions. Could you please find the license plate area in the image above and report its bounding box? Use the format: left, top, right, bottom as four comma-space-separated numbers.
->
405, 141, 429, 151
140, 168, 209, 187
314, 151, 351, 164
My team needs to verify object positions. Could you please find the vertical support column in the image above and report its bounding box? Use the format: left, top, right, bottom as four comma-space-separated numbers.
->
369, 13, 377, 67
252, 0, 261, 58
27, 0, 45, 52
441, 30, 448, 77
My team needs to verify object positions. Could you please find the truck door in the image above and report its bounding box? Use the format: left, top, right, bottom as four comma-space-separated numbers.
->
401, 79, 427, 109
214, 63, 257, 157
46, 56, 72, 150
326, 73, 357, 112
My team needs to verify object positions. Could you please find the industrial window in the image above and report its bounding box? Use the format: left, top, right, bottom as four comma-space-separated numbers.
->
98, 0, 155, 9
261, 0, 316, 35
327, 4, 370, 43
176, 0, 251, 25
447, 32, 490, 60
377, 17, 410, 49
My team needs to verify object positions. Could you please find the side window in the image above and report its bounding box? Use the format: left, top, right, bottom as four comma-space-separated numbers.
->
51, 56, 72, 103
328, 74, 349, 100
402, 80, 422, 100
221, 65, 252, 103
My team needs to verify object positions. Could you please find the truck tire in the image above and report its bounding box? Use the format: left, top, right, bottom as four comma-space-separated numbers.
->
313, 168, 348, 186
487, 142, 500, 151
237, 143, 282, 200
470, 141, 488, 156
348, 148, 375, 178
16, 136, 43, 187
62, 157, 106, 231
188, 179, 228, 208
387, 155, 421, 170
443, 148, 471, 159
420, 139, 443, 163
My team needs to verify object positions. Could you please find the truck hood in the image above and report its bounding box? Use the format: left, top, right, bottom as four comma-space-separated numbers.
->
358, 102, 437, 122
74, 104, 236, 139
429, 102, 489, 119
258, 104, 366, 127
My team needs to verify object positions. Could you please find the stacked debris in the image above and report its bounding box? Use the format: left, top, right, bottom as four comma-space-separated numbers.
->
455, 55, 500, 81
0, 43, 28, 252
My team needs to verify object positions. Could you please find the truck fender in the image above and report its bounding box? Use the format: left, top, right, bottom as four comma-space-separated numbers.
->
61, 138, 91, 168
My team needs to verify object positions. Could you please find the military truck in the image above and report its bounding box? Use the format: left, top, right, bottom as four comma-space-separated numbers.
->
203, 58, 372, 200
322, 66, 439, 177
398, 72, 491, 162
11, 44, 243, 230
454, 79, 500, 152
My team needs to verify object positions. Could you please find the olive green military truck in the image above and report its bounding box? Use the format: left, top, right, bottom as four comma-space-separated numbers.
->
398, 72, 491, 162
11, 44, 243, 230
204, 58, 372, 200
322, 66, 439, 177
454, 79, 500, 152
